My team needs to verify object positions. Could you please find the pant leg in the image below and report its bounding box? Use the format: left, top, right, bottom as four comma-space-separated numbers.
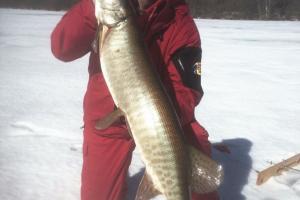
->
81, 122, 135, 200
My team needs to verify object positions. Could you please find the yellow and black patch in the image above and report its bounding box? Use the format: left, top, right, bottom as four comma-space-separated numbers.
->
172, 47, 203, 94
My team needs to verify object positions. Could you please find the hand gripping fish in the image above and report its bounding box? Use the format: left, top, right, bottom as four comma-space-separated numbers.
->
94, 0, 223, 199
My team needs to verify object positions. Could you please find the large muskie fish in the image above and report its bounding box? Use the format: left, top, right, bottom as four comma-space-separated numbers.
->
94, 0, 223, 199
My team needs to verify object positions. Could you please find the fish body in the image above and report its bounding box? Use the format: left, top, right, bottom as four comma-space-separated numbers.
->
94, 1, 222, 199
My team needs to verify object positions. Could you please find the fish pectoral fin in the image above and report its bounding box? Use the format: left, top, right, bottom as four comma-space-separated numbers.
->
189, 145, 224, 194
95, 108, 124, 130
135, 171, 161, 200
99, 24, 109, 51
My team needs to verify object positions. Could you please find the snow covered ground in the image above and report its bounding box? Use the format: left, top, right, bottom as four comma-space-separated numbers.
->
0, 8, 299, 200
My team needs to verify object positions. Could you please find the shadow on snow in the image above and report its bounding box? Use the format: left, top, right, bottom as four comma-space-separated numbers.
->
213, 138, 253, 200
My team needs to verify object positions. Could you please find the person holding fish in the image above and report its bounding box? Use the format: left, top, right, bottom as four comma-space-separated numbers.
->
51, 0, 221, 199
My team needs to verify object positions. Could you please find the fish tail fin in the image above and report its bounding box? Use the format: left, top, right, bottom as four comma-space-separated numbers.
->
188, 145, 224, 194
135, 171, 161, 200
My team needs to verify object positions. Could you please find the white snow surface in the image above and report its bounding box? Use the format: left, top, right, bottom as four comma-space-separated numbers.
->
0, 8, 300, 200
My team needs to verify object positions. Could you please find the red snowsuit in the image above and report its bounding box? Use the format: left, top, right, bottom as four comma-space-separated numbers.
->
51, 0, 219, 199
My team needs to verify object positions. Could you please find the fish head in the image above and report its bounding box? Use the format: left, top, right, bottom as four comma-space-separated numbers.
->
95, 0, 131, 27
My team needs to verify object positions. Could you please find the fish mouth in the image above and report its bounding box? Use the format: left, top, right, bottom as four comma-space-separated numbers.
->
95, 0, 130, 27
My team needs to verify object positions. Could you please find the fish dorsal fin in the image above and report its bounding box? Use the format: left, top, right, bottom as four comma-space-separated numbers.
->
95, 108, 124, 130
188, 145, 224, 194
135, 171, 161, 200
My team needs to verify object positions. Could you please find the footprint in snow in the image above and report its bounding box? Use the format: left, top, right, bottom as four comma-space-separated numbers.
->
274, 169, 300, 193
11, 121, 38, 132
70, 143, 82, 152
10, 121, 41, 136
291, 177, 300, 197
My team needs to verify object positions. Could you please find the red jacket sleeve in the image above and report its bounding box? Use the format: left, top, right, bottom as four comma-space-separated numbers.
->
162, 6, 211, 155
163, 4, 202, 126
51, 0, 97, 62
166, 62, 202, 127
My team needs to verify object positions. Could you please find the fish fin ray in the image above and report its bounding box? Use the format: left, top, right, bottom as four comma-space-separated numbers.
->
99, 25, 109, 51
189, 145, 224, 194
135, 171, 161, 200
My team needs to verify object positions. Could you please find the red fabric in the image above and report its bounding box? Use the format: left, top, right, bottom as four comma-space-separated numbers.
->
81, 122, 135, 200
51, 0, 96, 62
51, 0, 218, 199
